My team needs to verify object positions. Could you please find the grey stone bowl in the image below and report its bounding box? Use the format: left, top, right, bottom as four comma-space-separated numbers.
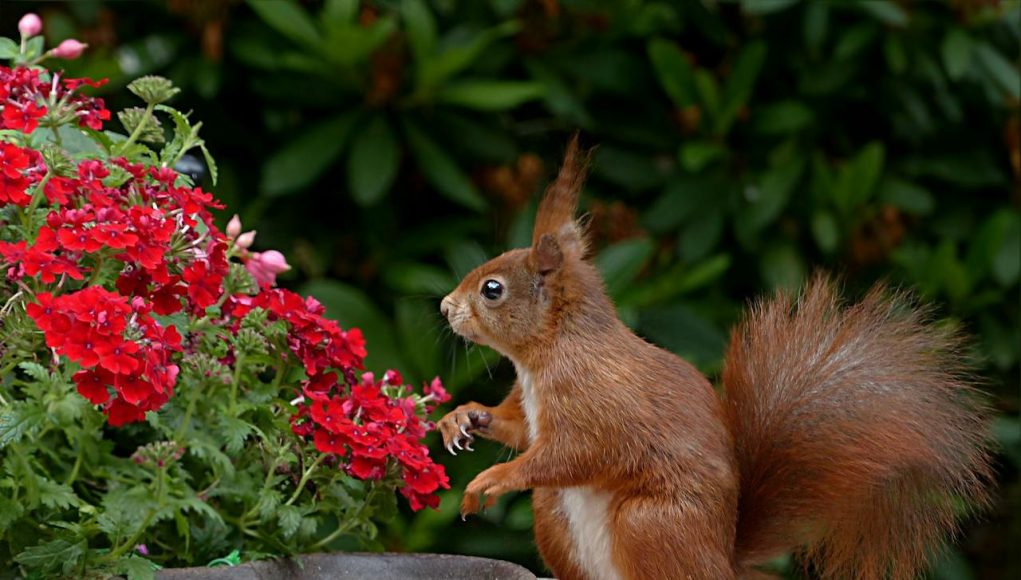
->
154, 552, 537, 580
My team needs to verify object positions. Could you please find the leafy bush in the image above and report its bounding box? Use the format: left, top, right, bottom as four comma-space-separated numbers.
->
2, 0, 1018, 577
0, 24, 450, 578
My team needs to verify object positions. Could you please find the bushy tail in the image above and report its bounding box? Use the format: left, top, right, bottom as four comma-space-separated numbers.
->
722, 275, 994, 579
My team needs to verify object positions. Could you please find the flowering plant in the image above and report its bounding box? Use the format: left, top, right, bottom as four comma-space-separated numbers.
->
0, 16, 449, 578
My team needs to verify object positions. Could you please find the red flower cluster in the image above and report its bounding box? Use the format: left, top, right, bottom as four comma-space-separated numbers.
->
0, 142, 44, 205
229, 290, 449, 510
26, 287, 181, 425
0, 65, 110, 133
1, 64, 450, 511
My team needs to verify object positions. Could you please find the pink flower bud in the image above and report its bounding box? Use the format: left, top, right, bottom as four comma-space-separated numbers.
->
226, 214, 242, 238
259, 250, 291, 274
235, 230, 256, 249
18, 13, 43, 38
244, 250, 291, 287
136, 544, 149, 556
52, 39, 87, 60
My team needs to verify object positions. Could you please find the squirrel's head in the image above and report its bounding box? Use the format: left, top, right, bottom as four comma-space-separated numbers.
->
441, 136, 609, 362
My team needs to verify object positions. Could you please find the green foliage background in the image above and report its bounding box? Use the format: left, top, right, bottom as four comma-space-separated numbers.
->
2, 0, 1018, 577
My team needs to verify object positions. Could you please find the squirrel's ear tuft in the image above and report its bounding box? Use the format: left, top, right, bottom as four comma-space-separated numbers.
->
531, 233, 563, 276
532, 134, 592, 260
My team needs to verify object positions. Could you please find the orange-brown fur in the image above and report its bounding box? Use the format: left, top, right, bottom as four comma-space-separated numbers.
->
437, 137, 993, 579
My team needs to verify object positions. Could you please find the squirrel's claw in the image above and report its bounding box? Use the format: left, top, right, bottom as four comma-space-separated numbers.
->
446, 442, 458, 456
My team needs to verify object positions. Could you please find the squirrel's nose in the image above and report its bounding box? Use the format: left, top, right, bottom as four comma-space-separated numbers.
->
440, 296, 454, 320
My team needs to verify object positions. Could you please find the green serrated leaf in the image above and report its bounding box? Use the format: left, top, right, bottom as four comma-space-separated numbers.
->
199, 143, 218, 185
278, 505, 302, 538
0, 404, 45, 448
219, 415, 253, 455
0, 494, 25, 533
14, 538, 86, 574
38, 478, 81, 510
17, 361, 50, 383
117, 556, 159, 580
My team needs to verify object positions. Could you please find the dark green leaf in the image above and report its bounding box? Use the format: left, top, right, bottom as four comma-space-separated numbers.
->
877, 177, 934, 215
679, 209, 724, 262
859, 0, 909, 27
417, 21, 519, 89
247, 0, 322, 49
322, 0, 358, 24
404, 121, 486, 210
833, 142, 884, 213
834, 24, 879, 61
941, 29, 973, 81
435, 80, 545, 111
594, 146, 670, 191
993, 214, 1020, 287
402, 0, 437, 60
717, 42, 767, 133
347, 115, 400, 206
383, 262, 455, 295
742, 157, 806, 231
741, 0, 798, 16
395, 300, 444, 381
803, 2, 829, 57
753, 100, 814, 134
647, 39, 698, 107
761, 244, 806, 291
595, 239, 655, 298
974, 41, 1021, 100
637, 304, 726, 369
811, 210, 840, 254
261, 111, 359, 197
679, 142, 727, 172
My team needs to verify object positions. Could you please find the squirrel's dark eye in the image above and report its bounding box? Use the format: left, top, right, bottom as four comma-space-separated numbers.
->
481, 279, 504, 301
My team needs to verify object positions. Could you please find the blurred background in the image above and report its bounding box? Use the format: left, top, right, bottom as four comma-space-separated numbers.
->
1, 0, 1018, 577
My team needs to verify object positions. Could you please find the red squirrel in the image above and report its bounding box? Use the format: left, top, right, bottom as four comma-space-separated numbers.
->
437, 137, 993, 579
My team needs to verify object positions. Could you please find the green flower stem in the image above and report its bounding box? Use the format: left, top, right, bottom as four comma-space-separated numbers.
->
105, 509, 155, 562
21, 171, 52, 235
174, 381, 202, 442
309, 518, 357, 551
284, 454, 325, 507
229, 353, 246, 413
65, 449, 83, 486
118, 101, 155, 153
85, 254, 107, 286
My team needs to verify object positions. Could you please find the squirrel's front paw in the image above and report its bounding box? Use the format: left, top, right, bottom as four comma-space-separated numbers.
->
460, 465, 508, 519
438, 404, 493, 455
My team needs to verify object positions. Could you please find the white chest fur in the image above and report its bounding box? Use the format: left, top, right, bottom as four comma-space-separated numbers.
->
561, 487, 621, 580
514, 365, 540, 444
513, 365, 620, 580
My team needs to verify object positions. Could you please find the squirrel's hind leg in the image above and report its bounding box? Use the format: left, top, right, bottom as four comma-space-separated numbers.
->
533, 488, 589, 580
610, 495, 737, 580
